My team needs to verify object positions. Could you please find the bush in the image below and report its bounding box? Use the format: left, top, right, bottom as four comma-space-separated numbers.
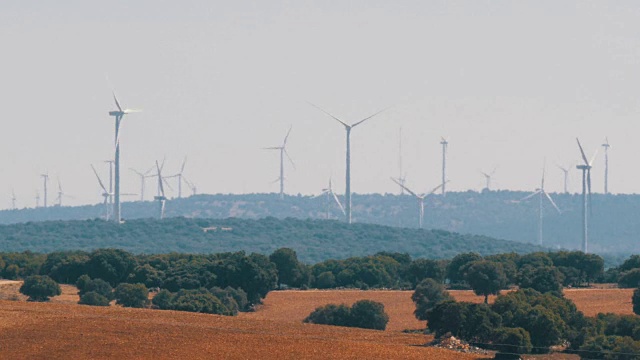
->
79, 278, 113, 300
170, 289, 230, 315
76, 274, 91, 292
303, 300, 389, 330
151, 289, 173, 310
426, 300, 470, 338
19, 275, 61, 302
492, 327, 532, 358
79, 291, 110, 306
619, 269, 640, 288
209, 286, 248, 314
518, 265, 564, 296
349, 300, 389, 330
634, 289, 640, 316
114, 283, 149, 308
412, 278, 453, 320
315, 271, 336, 289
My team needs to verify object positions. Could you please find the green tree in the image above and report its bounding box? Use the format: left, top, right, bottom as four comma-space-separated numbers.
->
79, 278, 113, 300
634, 289, 640, 316
447, 252, 482, 284
40, 251, 89, 284
492, 327, 532, 358
79, 291, 110, 306
518, 265, 564, 296
407, 259, 446, 288
269, 248, 307, 288
86, 249, 137, 286
304, 304, 351, 327
411, 278, 454, 320
465, 260, 507, 303
619, 269, 640, 288
348, 300, 389, 330
315, 271, 336, 289
151, 289, 173, 310
19, 275, 61, 302
426, 300, 469, 338
170, 288, 230, 315
114, 283, 149, 308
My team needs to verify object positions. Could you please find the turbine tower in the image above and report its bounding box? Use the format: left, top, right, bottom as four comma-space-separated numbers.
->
154, 160, 167, 219
391, 177, 446, 229
264, 128, 294, 199
310, 103, 388, 224
440, 137, 449, 196
55, 178, 72, 207
11, 189, 16, 210
602, 137, 611, 195
35, 191, 40, 208
40, 173, 49, 208
105, 160, 114, 210
519, 165, 561, 245
108, 91, 140, 223
318, 178, 345, 219
576, 138, 597, 253
130, 166, 154, 201
557, 165, 570, 194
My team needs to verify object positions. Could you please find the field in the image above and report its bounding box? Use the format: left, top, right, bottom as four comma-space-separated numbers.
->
0, 282, 634, 359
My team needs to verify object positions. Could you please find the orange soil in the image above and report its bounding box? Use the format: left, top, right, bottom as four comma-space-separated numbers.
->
0, 299, 484, 360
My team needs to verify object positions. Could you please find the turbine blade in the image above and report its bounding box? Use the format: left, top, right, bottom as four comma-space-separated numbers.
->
519, 190, 541, 202
91, 165, 108, 193
180, 157, 187, 174
308, 102, 349, 128
284, 149, 296, 169
351, 106, 391, 128
428, 181, 448, 195
283, 126, 292, 147
112, 91, 123, 112
576, 138, 589, 165
156, 161, 165, 197
331, 191, 346, 215
543, 191, 561, 213
589, 148, 599, 166
391, 177, 417, 197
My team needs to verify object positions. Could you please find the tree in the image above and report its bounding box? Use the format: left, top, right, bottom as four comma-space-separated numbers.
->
19, 275, 61, 302
465, 260, 507, 303
407, 259, 446, 288
40, 251, 89, 284
304, 304, 351, 327
447, 252, 482, 284
79, 278, 113, 300
411, 278, 454, 320
79, 291, 110, 306
151, 289, 173, 310
518, 265, 564, 296
269, 248, 307, 288
348, 300, 389, 330
114, 283, 149, 308
426, 300, 470, 338
315, 271, 336, 289
619, 269, 640, 288
86, 249, 137, 286
492, 327, 532, 358
170, 288, 230, 315
633, 289, 640, 316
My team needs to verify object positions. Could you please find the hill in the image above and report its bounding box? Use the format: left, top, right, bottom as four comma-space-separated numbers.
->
1, 190, 637, 255
0, 217, 545, 263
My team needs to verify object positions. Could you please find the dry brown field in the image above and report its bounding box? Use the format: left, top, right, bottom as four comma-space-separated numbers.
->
0, 282, 634, 360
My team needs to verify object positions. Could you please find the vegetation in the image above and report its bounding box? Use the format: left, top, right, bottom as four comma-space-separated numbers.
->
464, 260, 507, 303
411, 278, 453, 320
114, 283, 149, 308
304, 300, 389, 330
79, 291, 110, 306
19, 275, 61, 301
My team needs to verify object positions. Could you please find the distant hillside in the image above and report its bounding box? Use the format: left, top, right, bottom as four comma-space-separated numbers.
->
0, 190, 637, 256
0, 217, 545, 263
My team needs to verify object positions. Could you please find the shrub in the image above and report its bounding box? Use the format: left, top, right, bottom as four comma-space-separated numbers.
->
79, 278, 113, 300
170, 289, 230, 315
619, 269, 640, 288
315, 271, 336, 289
304, 304, 352, 327
209, 286, 248, 314
19, 275, 61, 302
348, 300, 389, 330
492, 327, 532, 358
426, 300, 470, 338
114, 283, 149, 308
79, 291, 110, 306
412, 278, 453, 320
151, 289, 173, 310
634, 289, 640, 316
75, 274, 91, 292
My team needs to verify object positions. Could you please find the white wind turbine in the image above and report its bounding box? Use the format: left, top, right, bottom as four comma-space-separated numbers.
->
396, 128, 407, 195
440, 137, 449, 196
391, 177, 446, 229
10, 189, 16, 210
602, 137, 611, 195
264, 127, 295, 199
318, 178, 345, 219
130, 166, 155, 201
481, 168, 497, 191
576, 138, 598, 253
310, 103, 388, 224
55, 178, 73, 207
108, 90, 141, 223
40, 173, 49, 208
518, 165, 561, 246
91, 164, 113, 220
557, 164, 570, 194
154, 160, 167, 219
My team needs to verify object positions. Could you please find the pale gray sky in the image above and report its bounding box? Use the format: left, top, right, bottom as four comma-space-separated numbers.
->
1, 1, 640, 208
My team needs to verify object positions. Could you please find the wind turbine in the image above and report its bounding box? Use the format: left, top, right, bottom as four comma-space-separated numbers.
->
91, 164, 112, 220
55, 178, 73, 207
518, 165, 561, 246
166, 157, 189, 198
264, 127, 295, 199
40, 173, 49, 208
391, 177, 446, 229
602, 137, 611, 195
183, 177, 197, 196
154, 160, 167, 219
35, 191, 40, 208
10, 189, 16, 210
557, 165, 570, 194
108, 90, 140, 223
481, 168, 497, 191
105, 160, 114, 210
440, 137, 449, 196
310, 103, 388, 224
130, 166, 154, 201
576, 138, 598, 253
318, 178, 345, 219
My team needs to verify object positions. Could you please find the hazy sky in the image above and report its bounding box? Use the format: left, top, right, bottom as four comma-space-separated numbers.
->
2, 1, 640, 208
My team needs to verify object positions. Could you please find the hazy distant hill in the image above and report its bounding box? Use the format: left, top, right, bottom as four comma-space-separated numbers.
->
0, 217, 545, 263
0, 191, 637, 256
